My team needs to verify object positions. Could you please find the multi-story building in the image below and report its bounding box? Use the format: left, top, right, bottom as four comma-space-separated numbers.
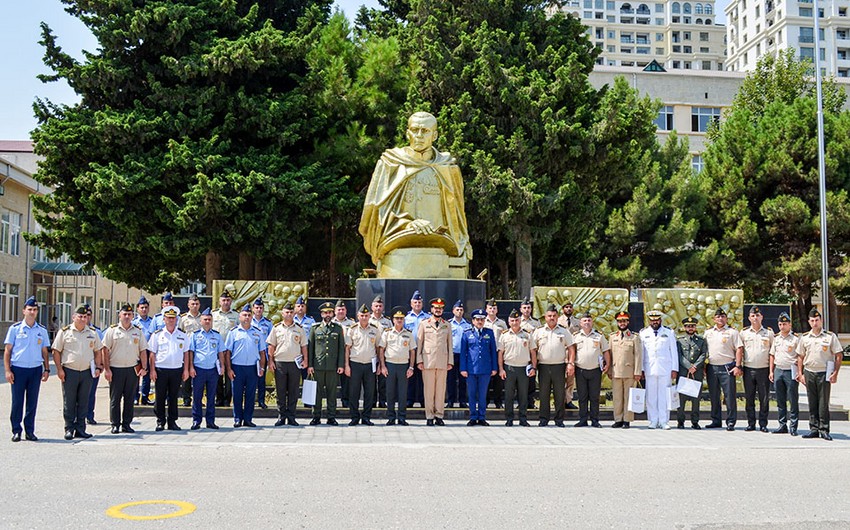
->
0, 141, 159, 339
557, 0, 727, 71
726, 0, 850, 77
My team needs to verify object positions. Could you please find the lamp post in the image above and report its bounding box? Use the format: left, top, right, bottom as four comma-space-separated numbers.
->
812, 0, 830, 329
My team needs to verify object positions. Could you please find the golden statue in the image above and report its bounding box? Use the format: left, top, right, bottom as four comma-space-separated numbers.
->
359, 112, 471, 279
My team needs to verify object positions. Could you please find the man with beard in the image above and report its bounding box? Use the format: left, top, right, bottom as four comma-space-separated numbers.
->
417, 298, 453, 425
308, 302, 346, 425
676, 316, 707, 429
609, 311, 641, 429
530, 304, 575, 427
640, 310, 678, 430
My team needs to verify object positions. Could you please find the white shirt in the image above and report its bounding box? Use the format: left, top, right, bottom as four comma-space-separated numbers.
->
639, 326, 679, 376
152, 327, 189, 369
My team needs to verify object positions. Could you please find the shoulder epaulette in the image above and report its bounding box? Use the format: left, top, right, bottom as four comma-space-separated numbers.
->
742, 326, 751, 331
62, 325, 70, 331
368, 323, 379, 329
133, 324, 142, 330
293, 322, 302, 328
767, 326, 774, 332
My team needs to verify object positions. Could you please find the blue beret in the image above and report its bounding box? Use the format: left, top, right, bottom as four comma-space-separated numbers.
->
296, 295, 305, 305
24, 296, 38, 308
778, 312, 791, 322
471, 309, 486, 319
138, 296, 149, 305
453, 299, 463, 309
411, 290, 422, 301
163, 292, 174, 301
241, 304, 252, 313
253, 298, 264, 306
201, 307, 212, 316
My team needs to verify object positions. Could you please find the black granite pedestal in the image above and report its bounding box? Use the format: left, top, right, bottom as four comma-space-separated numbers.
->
356, 278, 486, 313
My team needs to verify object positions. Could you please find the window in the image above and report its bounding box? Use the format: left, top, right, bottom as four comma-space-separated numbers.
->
755, 5, 760, 17
683, 2, 692, 14
0, 282, 19, 322
684, 45, 693, 53
57, 292, 73, 326
654, 106, 674, 130
672, 2, 680, 13
99, 298, 111, 327
656, 3, 664, 12
705, 4, 712, 14
608, 44, 616, 52
800, 46, 815, 60
673, 60, 681, 68
607, 1, 615, 9
684, 61, 692, 68
684, 31, 691, 40
699, 31, 709, 42
656, 17, 665, 24
656, 47, 665, 54
692, 155, 704, 173
595, 0, 604, 9
700, 46, 709, 52
702, 60, 712, 69
584, 10, 593, 17
695, 3, 703, 14
799, 7, 813, 17
656, 32, 664, 41
584, 0, 592, 8
692, 107, 721, 132
609, 30, 616, 38
0, 208, 22, 256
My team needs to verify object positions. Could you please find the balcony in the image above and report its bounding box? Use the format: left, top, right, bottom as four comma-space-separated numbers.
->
620, 8, 635, 13
637, 46, 651, 54
636, 8, 651, 15
621, 37, 635, 43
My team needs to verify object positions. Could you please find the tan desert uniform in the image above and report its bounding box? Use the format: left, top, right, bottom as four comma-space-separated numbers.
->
573, 330, 610, 370
558, 314, 581, 334
797, 330, 842, 372
334, 316, 355, 328
53, 325, 104, 370
484, 317, 508, 341
267, 322, 307, 362
741, 326, 774, 369
610, 329, 642, 422
102, 324, 148, 368
770, 332, 800, 370
383, 328, 415, 365
417, 318, 453, 420
347, 324, 384, 364
703, 325, 743, 366
498, 329, 532, 367
212, 309, 238, 341
369, 315, 392, 331
532, 325, 574, 364
180, 312, 203, 334
520, 316, 541, 335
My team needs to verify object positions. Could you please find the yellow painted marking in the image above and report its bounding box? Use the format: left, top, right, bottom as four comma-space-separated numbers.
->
105, 500, 196, 520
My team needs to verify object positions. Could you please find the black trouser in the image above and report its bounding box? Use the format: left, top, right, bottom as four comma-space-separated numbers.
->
446, 353, 466, 405
676, 374, 703, 425
537, 363, 566, 421
274, 361, 301, 421
180, 377, 192, 404
217, 373, 232, 405
743, 366, 770, 428
109, 366, 137, 428
373, 372, 386, 406
773, 368, 799, 431
488, 373, 504, 406
386, 363, 409, 421
804, 369, 831, 434
504, 365, 529, 421
707, 364, 737, 426
62, 368, 92, 433
576, 367, 602, 422
340, 372, 350, 406
349, 361, 375, 421
407, 361, 424, 407
154, 367, 182, 425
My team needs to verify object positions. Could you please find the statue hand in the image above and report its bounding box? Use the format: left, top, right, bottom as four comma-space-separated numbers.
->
408, 219, 435, 235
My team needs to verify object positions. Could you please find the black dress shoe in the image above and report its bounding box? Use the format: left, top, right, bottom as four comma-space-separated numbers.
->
182, 400, 191, 407
386, 419, 397, 426
327, 418, 339, 426
11, 433, 21, 442
467, 420, 477, 426
802, 431, 820, 438
745, 425, 756, 432
726, 425, 735, 431
241, 421, 255, 427
74, 431, 92, 439
460, 402, 468, 408
566, 402, 579, 410
309, 418, 321, 426
821, 432, 833, 441
790, 429, 798, 436
257, 402, 267, 409
86, 418, 97, 425
759, 426, 769, 433
288, 419, 299, 426
705, 423, 722, 429
612, 421, 624, 428
677, 423, 685, 429
122, 425, 135, 433
378, 402, 386, 408
207, 423, 219, 430
426, 419, 435, 426
233, 421, 243, 428
25, 433, 38, 441
591, 421, 602, 428
435, 418, 445, 426
538, 420, 549, 427
274, 419, 286, 427
155, 424, 165, 432
348, 419, 360, 426
362, 420, 375, 426
398, 420, 409, 426
622, 422, 630, 429
574, 420, 588, 427
167, 423, 182, 431
478, 420, 489, 426
141, 398, 154, 406
519, 420, 531, 427
555, 421, 566, 428
64, 430, 74, 440
691, 424, 700, 430
494, 402, 503, 409
190, 423, 201, 430
111, 426, 120, 434
773, 425, 789, 434
504, 420, 514, 426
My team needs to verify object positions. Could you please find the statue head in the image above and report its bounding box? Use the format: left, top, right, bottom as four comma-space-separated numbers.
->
406, 112, 438, 153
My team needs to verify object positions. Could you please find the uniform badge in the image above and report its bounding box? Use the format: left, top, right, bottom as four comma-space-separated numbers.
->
133, 338, 139, 344
522, 340, 528, 347
179, 343, 183, 348
403, 340, 409, 347
294, 335, 301, 343
89, 341, 94, 348
37, 338, 42, 345
370, 337, 375, 344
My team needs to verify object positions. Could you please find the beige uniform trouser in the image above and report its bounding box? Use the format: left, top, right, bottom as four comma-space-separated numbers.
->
612, 377, 638, 422
422, 368, 448, 419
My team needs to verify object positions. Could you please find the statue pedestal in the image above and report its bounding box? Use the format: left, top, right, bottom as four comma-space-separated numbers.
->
378, 248, 468, 279
356, 278, 486, 314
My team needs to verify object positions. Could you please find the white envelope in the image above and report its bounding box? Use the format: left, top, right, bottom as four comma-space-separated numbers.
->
790, 364, 799, 379
295, 354, 305, 369
215, 359, 223, 375
256, 360, 263, 376
371, 357, 378, 373
628, 387, 646, 413
825, 360, 836, 381
526, 364, 533, 376
90, 359, 98, 377
598, 355, 605, 370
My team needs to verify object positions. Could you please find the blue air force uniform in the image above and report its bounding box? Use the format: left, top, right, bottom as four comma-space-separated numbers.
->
460, 320, 498, 422
225, 321, 266, 425
4, 305, 50, 439
189, 322, 225, 427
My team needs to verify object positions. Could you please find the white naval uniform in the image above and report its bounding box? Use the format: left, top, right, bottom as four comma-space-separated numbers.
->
639, 326, 679, 427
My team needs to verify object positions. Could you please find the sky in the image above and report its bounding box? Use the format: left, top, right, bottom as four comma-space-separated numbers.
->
0, 0, 726, 141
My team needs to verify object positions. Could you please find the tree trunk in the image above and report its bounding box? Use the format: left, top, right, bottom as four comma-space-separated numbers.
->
253, 259, 265, 280
500, 259, 510, 299
828, 290, 839, 332
515, 227, 533, 301
205, 250, 221, 294
329, 225, 337, 297
238, 252, 254, 280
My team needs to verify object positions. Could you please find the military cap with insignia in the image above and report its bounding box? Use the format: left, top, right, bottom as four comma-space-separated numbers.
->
809, 307, 822, 319
318, 302, 335, 312
471, 309, 486, 319
240, 304, 252, 313
749, 305, 761, 314
411, 290, 422, 301
546, 303, 558, 312
296, 295, 306, 305
486, 298, 497, 307
219, 290, 232, 299
777, 312, 791, 323
521, 297, 532, 305
74, 304, 88, 315
430, 297, 445, 308
163, 292, 174, 302
615, 310, 630, 320
201, 307, 212, 316
579, 311, 593, 319
562, 301, 573, 307
84, 304, 93, 315
119, 303, 134, 313
372, 295, 384, 304
358, 304, 371, 314
24, 296, 38, 308
282, 301, 294, 310
390, 306, 406, 319
682, 316, 698, 325
253, 297, 264, 306
646, 309, 663, 319
335, 299, 346, 308
714, 307, 727, 317
508, 308, 521, 319
163, 307, 179, 318
453, 299, 463, 309
138, 295, 149, 305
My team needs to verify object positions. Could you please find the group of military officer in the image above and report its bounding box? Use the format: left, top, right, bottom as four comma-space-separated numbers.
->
2, 292, 844, 440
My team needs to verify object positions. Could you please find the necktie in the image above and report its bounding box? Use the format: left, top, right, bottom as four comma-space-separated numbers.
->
654, 329, 658, 336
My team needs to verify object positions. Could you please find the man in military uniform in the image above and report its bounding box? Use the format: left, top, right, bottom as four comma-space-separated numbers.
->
573, 312, 611, 427
379, 307, 415, 425
557, 301, 580, 410
417, 298, 453, 425
769, 312, 800, 435
519, 297, 541, 408
293, 296, 316, 340
448, 300, 471, 409
251, 298, 273, 410
4, 296, 50, 442
224, 305, 266, 428
83, 304, 104, 426
187, 308, 225, 430
179, 293, 203, 407
267, 302, 308, 427
332, 300, 355, 408
676, 316, 707, 429
133, 296, 156, 405
309, 302, 345, 425
405, 290, 429, 408
52, 305, 104, 440
152, 292, 179, 331
704, 307, 744, 431
531, 304, 575, 427
498, 309, 534, 427
640, 310, 678, 430
483, 299, 507, 409
461, 308, 498, 426
149, 307, 190, 431
345, 305, 384, 426
740, 306, 774, 432
102, 303, 148, 434
369, 295, 392, 409
212, 290, 238, 406
609, 311, 642, 429
796, 308, 842, 440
